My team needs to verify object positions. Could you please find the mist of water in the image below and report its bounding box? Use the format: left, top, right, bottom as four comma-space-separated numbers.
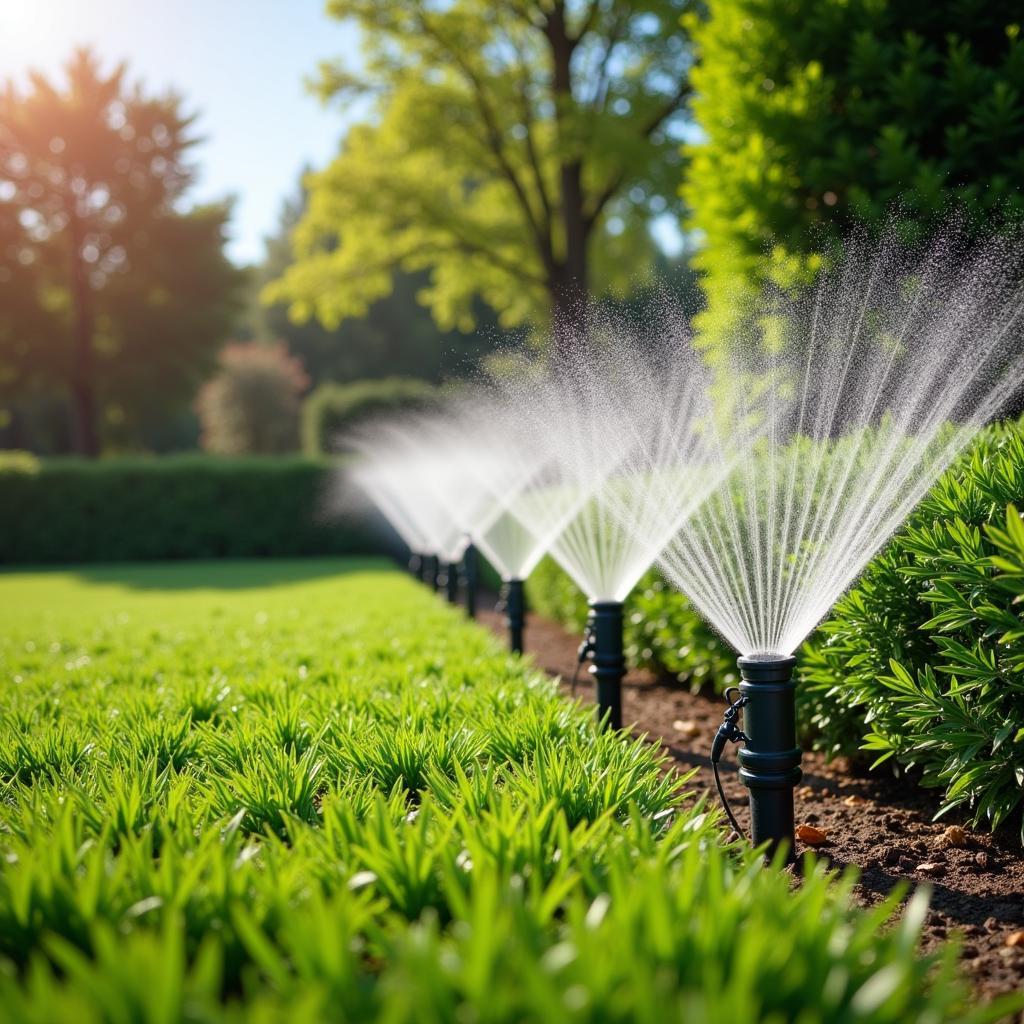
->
346, 401, 549, 579
348, 426, 470, 564
392, 404, 551, 580
493, 306, 740, 602
642, 225, 1024, 658
348, 458, 434, 557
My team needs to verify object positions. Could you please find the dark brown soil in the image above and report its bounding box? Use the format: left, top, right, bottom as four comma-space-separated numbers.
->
477, 602, 1024, 1007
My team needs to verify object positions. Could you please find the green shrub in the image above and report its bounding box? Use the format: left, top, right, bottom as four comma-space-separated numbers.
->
525, 555, 591, 631
0, 563, 1000, 1022
302, 376, 442, 455
0, 455, 383, 563
683, 0, 1024, 362
0, 450, 39, 472
801, 422, 1024, 839
195, 340, 309, 454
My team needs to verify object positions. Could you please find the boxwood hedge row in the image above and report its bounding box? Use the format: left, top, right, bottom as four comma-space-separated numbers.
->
0, 454, 388, 564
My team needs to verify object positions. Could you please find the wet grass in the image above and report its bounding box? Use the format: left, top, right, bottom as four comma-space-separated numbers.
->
0, 561, 1004, 1022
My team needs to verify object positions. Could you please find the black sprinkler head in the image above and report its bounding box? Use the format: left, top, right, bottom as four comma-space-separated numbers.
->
424, 554, 440, 591
501, 578, 525, 655
588, 600, 625, 731
736, 655, 802, 861
462, 543, 478, 619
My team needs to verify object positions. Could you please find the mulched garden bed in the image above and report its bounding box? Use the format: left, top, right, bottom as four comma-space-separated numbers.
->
477, 602, 1024, 1006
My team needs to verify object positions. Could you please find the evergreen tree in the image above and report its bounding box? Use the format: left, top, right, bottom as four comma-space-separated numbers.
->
0, 50, 243, 454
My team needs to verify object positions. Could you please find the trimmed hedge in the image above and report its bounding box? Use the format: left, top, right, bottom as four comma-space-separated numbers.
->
0, 455, 387, 564
302, 377, 442, 455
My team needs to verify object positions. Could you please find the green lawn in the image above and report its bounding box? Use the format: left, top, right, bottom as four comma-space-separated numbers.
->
0, 560, 995, 1022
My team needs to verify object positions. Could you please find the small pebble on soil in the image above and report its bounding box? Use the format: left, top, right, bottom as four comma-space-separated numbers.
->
942, 825, 969, 848
796, 824, 828, 845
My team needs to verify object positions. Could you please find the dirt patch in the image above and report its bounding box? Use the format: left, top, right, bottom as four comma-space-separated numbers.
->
477, 602, 1024, 1006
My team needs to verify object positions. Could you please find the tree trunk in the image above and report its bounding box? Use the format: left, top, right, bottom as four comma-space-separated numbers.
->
550, 261, 588, 361
546, 3, 591, 360
68, 213, 99, 457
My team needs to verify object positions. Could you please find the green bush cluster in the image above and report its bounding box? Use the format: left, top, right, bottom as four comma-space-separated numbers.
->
683, 0, 1024, 361
0, 455, 382, 564
801, 423, 1024, 840
302, 376, 442, 455
0, 562, 996, 1021
527, 420, 1024, 841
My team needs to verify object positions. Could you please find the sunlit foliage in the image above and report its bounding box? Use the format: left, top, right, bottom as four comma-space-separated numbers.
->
267, 1, 695, 341
683, 0, 1024, 360
0, 49, 243, 454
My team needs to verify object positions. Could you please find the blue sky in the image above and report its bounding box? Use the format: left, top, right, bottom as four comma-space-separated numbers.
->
0, 0, 363, 265
0, 0, 685, 266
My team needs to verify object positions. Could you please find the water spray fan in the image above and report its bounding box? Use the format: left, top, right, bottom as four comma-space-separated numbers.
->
348, 430, 465, 595
648, 225, 1024, 857
348, 460, 435, 584
496, 313, 737, 729
409, 403, 556, 645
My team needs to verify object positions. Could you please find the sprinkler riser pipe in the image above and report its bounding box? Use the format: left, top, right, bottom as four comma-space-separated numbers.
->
737, 656, 802, 861
445, 562, 459, 604
503, 578, 525, 655
408, 553, 423, 580
589, 600, 624, 731
462, 543, 478, 619
424, 555, 440, 591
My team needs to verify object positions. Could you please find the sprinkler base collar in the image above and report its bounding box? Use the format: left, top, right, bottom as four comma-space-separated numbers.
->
588, 600, 624, 731
737, 655, 801, 861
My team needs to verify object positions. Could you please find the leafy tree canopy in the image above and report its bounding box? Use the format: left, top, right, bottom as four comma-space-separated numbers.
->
250, 182, 500, 386
266, 0, 694, 344
683, 0, 1024, 359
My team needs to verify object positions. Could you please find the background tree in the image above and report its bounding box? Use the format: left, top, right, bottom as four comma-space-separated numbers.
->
0, 194, 66, 450
250, 181, 498, 386
266, 0, 695, 350
195, 341, 309, 455
683, 0, 1024, 360
0, 49, 243, 455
